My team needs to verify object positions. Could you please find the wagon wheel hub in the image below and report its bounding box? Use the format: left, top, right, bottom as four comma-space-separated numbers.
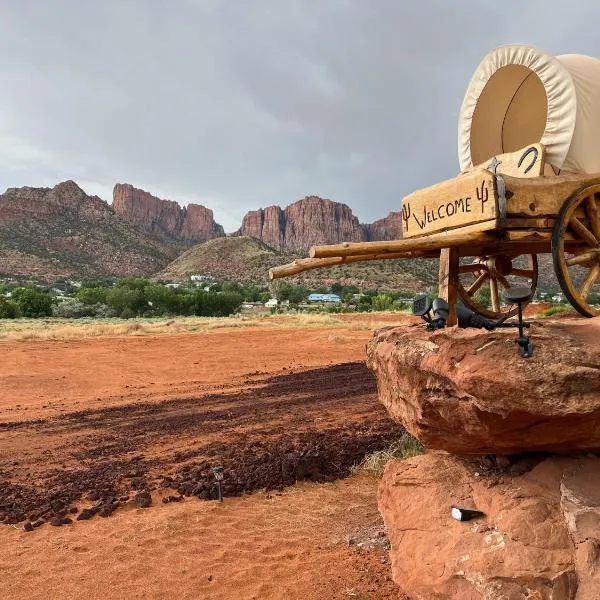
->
457, 254, 538, 320
486, 255, 513, 278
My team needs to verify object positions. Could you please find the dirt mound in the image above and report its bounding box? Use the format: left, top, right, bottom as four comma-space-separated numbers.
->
0, 363, 403, 528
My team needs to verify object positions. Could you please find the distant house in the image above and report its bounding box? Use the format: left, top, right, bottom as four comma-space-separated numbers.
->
190, 274, 213, 283
264, 298, 278, 307
307, 293, 341, 304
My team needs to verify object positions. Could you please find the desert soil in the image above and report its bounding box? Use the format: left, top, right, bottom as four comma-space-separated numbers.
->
0, 314, 412, 599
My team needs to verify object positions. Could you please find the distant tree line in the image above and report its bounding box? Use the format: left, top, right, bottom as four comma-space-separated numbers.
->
0, 277, 417, 320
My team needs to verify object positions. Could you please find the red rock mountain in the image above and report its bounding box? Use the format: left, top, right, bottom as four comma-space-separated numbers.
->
113, 183, 224, 244
237, 196, 403, 253
0, 181, 178, 280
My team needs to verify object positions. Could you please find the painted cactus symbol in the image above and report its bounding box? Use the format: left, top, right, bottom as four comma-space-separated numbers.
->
476, 180, 489, 212
401, 202, 411, 231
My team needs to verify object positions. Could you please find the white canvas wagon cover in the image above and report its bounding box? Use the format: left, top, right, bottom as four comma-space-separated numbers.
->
458, 44, 600, 174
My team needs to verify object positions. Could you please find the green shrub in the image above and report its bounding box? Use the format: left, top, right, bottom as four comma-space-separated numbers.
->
75, 287, 108, 305
52, 299, 98, 318
0, 297, 20, 318
120, 307, 137, 319
12, 287, 54, 317
372, 293, 394, 311
540, 305, 574, 317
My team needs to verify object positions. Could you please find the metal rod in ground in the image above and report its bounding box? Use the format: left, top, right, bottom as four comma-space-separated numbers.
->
217, 481, 223, 502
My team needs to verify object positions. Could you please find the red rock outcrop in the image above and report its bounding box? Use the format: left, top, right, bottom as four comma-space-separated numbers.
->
237, 197, 402, 253
379, 452, 599, 599
113, 183, 224, 244
239, 205, 286, 251
366, 318, 600, 455
362, 211, 403, 241
0, 181, 178, 280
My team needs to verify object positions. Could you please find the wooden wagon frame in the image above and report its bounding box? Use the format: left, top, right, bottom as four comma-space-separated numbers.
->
269, 143, 600, 325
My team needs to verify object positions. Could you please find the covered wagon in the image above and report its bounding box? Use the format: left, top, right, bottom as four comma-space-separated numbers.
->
270, 44, 600, 322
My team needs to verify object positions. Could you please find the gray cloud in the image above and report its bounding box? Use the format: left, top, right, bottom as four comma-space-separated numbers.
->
1, 0, 599, 230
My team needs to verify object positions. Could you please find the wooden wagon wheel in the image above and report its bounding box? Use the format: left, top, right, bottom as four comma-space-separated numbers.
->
552, 184, 600, 317
457, 254, 538, 319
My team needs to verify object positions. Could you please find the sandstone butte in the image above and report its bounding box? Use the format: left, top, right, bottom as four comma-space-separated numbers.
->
367, 317, 600, 599
112, 186, 403, 254
112, 183, 225, 244
237, 196, 403, 253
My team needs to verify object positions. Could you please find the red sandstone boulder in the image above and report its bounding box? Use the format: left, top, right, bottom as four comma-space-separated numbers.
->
379, 452, 600, 599
366, 318, 600, 455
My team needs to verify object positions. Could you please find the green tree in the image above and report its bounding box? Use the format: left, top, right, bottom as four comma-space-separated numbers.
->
12, 287, 54, 317
192, 291, 242, 317
116, 277, 149, 291
75, 287, 108, 305
372, 293, 394, 311
105, 287, 146, 316
0, 297, 20, 318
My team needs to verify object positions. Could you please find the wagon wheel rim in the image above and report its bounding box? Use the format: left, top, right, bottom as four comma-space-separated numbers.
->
552, 183, 600, 317
457, 254, 538, 319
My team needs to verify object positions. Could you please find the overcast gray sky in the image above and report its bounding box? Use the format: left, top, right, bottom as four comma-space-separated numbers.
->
1, 1, 599, 231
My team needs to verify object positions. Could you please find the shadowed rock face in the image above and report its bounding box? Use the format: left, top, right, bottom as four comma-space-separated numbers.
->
113, 183, 224, 244
366, 318, 600, 455
379, 452, 600, 600
238, 196, 402, 253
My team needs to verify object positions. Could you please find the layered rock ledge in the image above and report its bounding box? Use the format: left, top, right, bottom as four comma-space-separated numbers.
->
379, 452, 600, 600
366, 318, 600, 455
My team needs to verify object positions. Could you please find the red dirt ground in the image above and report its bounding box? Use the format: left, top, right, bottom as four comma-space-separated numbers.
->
0, 318, 411, 599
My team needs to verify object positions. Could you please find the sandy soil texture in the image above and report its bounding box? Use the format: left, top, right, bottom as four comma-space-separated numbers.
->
0, 317, 410, 599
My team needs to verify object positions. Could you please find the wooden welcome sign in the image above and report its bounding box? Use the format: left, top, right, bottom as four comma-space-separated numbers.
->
401, 169, 498, 238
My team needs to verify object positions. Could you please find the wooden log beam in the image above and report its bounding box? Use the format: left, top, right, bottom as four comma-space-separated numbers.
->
269, 250, 435, 280
310, 229, 497, 259
504, 172, 600, 218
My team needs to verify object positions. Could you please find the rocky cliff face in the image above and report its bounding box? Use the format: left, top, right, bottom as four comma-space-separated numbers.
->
237, 197, 402, 254
113, 184, 224, 244
362, 211, 403, 242
0, 181, 178, 280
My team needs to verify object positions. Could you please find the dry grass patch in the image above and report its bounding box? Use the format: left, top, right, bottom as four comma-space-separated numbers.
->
0, 311, 414, 342
354, 434, 424, 476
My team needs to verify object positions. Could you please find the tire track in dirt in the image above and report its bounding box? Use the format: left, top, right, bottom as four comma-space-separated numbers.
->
0, 362, 403, 528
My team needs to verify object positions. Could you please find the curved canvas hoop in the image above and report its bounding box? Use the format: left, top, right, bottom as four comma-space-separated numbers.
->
458, 44, 577, 172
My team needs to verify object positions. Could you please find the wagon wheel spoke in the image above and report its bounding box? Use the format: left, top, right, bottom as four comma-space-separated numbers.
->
552, 183, 600, 317
459, 263, 487, 274
580, 264, 600, 299
489, 278, 500, 312
510, 268, 535, 278
570, 217, 600, 248
497, 275, 511, 289
585, 194, 600, 240
565, 248, 600, 267
466, 272, 489, 296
